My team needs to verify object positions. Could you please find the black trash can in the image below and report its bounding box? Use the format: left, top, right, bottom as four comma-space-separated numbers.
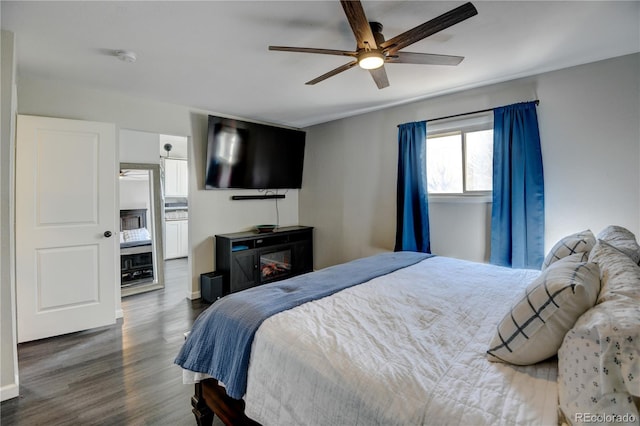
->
200, 272, 224, 303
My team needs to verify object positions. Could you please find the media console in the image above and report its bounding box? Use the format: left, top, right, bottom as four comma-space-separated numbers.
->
215, 226, 313, 295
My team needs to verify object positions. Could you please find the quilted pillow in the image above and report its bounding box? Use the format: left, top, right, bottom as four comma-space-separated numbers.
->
558, 299, 640, 424
597, 225, 640, 264
542, 229, 595, 270
487, 253, 601, 365
589, 239, 640, 304
122, 228, 151, 242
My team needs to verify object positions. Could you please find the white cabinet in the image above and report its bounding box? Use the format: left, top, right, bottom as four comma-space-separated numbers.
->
164, 158, 188, 197
165, 219, 188, 259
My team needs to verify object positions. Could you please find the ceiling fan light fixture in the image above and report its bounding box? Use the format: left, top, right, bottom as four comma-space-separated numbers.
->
358, 51, 384, 70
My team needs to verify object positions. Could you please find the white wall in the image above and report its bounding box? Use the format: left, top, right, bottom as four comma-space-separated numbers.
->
15, 77, 300, 301
1, 30, 19, 402
429, 199, 491, 262
301, 54, 640, 269
536, 54, 640, 245
120, 178, 151, 212
120, 129, 161, 164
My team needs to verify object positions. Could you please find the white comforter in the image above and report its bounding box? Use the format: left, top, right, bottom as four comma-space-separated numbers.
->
244, 256, 559, 426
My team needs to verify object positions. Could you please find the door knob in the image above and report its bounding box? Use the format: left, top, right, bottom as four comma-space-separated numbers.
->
104, 231, 112, 238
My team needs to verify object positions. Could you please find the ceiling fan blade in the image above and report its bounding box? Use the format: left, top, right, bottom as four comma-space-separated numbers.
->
369, 66, 389, 89
380, 2, 477, 54
305, 61, 359, 85
269, 46, 357, 57
340, 0, 378, 49
387, 52, 464, 66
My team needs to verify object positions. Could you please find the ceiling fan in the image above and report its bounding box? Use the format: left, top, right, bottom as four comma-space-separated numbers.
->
269, 1, 478, 89
119, 169, 148, 180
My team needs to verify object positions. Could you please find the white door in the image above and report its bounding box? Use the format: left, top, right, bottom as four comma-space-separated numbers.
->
16, 115, 117, 343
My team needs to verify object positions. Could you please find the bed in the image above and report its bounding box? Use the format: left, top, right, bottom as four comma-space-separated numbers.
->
120, 209, 154, 285
176, 226, 640, 426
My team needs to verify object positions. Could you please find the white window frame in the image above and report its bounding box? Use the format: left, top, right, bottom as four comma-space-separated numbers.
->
426, 112, 493, 203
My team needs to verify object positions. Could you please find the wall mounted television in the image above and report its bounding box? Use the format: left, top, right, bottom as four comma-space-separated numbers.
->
205, 115, 306, 189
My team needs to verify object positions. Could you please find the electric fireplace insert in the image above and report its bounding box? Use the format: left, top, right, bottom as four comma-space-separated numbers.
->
260, 249, 292, 282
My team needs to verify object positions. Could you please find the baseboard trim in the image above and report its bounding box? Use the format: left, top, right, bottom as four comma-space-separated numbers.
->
188, 290, 201, 300
1, 383, 19, 401
115, 309, 124, 319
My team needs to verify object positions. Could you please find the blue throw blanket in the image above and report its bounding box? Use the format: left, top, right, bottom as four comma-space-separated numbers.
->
175, 251, 432, 399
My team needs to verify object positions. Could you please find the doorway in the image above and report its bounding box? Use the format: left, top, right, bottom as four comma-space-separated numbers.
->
119, 163, 164, 297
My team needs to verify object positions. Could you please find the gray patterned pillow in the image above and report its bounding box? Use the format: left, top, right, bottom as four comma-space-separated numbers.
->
487, 253, 601, 365
597, 225, 640, 264
542, 230, 595, 270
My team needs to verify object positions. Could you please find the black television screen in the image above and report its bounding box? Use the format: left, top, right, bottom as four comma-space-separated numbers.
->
205, 115, 306, 189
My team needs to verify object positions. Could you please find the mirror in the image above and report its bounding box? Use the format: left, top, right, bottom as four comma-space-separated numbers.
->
119, 162, 164, 296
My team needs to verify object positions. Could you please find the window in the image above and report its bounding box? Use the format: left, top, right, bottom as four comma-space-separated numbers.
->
426, 115, 493, 196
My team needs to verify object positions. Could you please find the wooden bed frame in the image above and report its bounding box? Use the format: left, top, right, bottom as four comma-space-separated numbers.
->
191, 379, 260, 426
120, 208, 147, 231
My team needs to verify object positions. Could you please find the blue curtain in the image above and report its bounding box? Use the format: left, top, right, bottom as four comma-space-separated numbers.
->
395, 121, 430, 253
490, 101, 545, 269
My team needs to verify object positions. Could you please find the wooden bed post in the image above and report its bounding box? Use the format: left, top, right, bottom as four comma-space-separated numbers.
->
194, 379, 261, 426
192, 382, 214, 426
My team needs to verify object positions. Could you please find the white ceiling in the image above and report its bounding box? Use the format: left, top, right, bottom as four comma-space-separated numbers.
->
2, 1, 639, 128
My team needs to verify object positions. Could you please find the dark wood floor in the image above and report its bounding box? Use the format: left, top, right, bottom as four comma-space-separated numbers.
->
1, 258, 221, 426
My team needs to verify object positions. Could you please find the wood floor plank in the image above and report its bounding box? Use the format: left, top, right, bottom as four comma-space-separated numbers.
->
1, 258, 222, 425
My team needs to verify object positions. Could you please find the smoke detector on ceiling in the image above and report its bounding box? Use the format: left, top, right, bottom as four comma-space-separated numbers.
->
116, 50, 137, 63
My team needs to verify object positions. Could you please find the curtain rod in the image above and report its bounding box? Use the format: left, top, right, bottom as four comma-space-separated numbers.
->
425, 99, 539, 123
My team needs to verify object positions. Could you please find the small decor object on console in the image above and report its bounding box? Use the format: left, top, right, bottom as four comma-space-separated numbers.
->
255, 224, 277, 234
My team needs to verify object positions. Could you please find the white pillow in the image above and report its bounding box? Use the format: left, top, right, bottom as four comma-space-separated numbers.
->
597, 225, 640, 264
558, 239, 640, 423
487, 253, 601, 365
542, 229, 595, 270
558, 299, 640, 424
588, 239, 640, 304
